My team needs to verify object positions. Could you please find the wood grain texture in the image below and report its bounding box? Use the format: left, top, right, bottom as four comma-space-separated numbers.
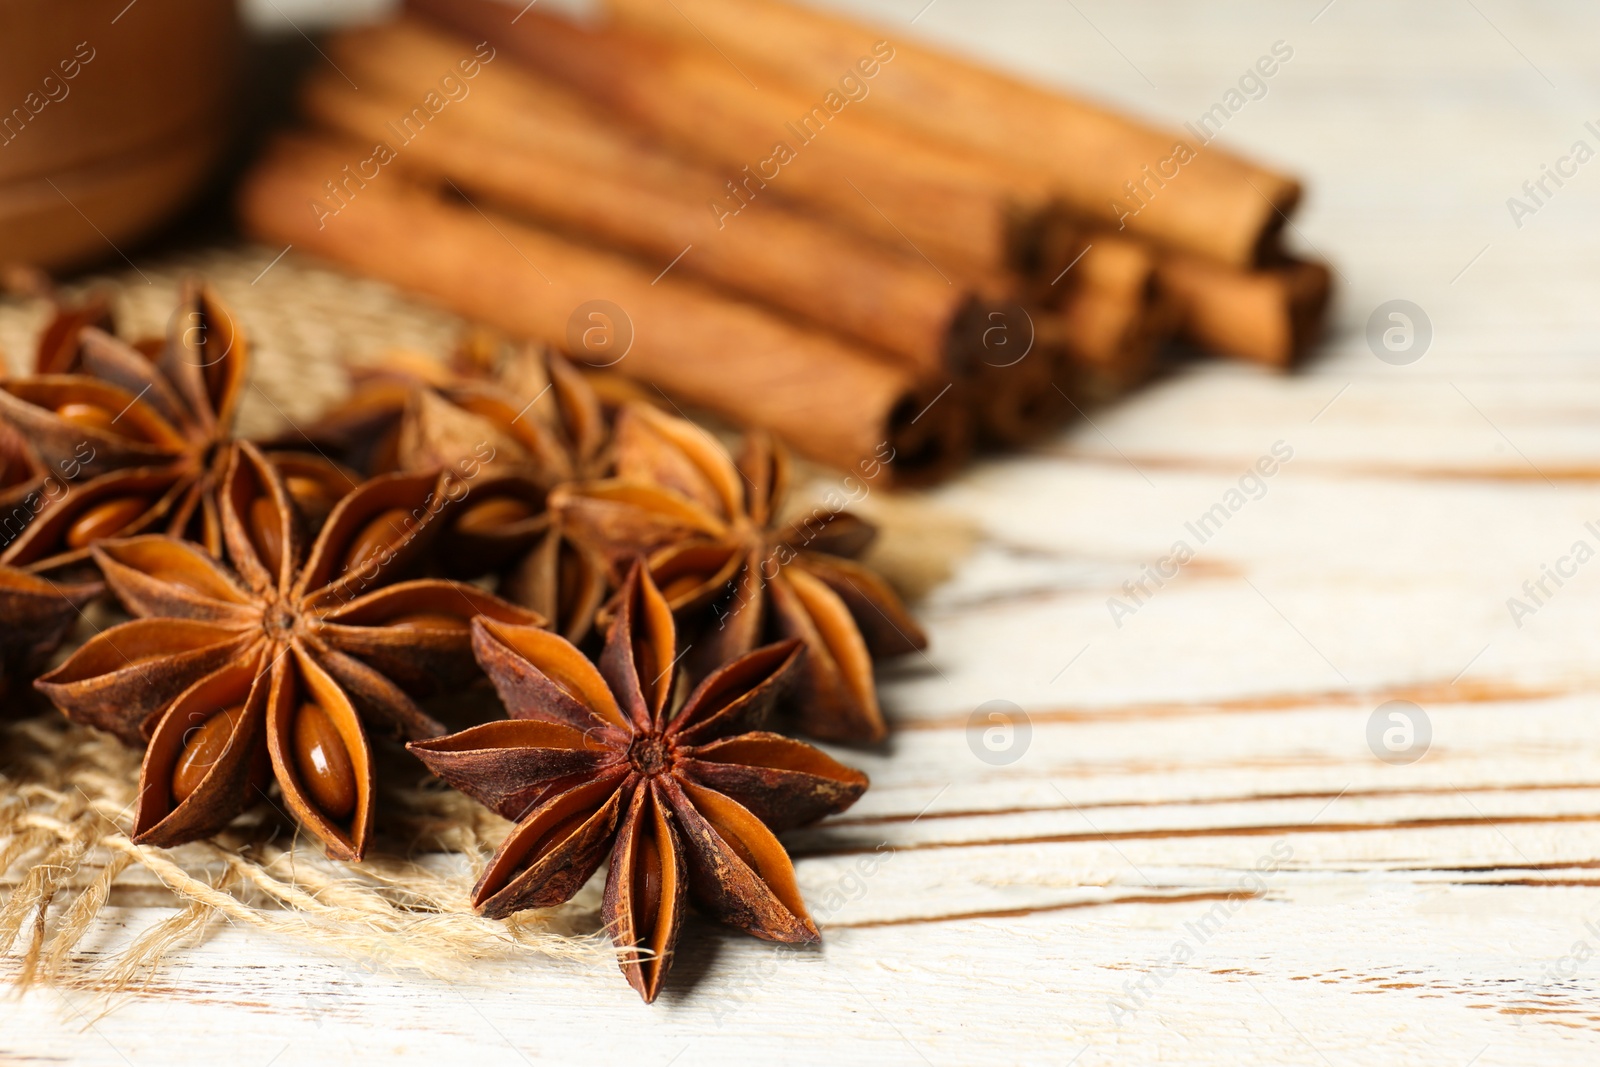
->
9, 0, 1600, 1062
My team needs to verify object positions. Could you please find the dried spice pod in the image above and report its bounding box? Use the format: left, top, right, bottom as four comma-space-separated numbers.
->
0, 422, 48, 552
0, 281, 252, 569
554, 404, 926, 743
0, 566, 101, 700
440, 347, 611, 641
35, 442, 543, 860
492, 494, 608, 645
293, 342, 609, 486
303, 342, 615, 643
30, 286, 116, 376
1, 288, 154, 553
264, 450, 361, 533
409, 563, 867, 1002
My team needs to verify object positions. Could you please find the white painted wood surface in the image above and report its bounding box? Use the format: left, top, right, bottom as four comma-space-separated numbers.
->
10, 0, 1600, 1062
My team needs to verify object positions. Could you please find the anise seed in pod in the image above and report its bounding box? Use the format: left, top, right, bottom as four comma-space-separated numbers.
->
0, 281, 250, 570
248, 497, 284, 575
387, 612, 471, 631
282, 474, 341, 525
455, 496, 537, 535
0, 566, 101, 701
54, 401, 119, 433
342, 506, 414, 574
554, 403, 925, 744
66, 496, 152, 548
286, 345, 611, 643
292, 701, 356, 821
172, 704, 248, 804
633, 833, 663, 941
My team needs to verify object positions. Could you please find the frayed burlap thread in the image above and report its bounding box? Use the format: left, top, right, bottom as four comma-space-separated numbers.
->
0, 714, 613, 993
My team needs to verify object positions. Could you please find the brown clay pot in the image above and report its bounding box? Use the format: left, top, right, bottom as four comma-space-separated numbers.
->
0, 0, 238, 270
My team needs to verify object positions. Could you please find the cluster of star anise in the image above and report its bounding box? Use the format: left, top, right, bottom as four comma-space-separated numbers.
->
2, 286, 926, 1002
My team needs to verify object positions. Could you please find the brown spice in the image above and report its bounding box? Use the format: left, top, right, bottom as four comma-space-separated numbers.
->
33, 442, 543, 860
0, 282, 357, 574
409, 563, 867, 1001
299, 340, 613, 643
0, 565, 101, 701
555, 403, 926, 743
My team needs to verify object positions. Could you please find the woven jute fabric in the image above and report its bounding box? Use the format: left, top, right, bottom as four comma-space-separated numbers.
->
0, 243, 975, 990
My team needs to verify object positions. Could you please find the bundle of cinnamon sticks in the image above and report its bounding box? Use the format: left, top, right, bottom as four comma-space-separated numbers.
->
237, 0, 1331, 484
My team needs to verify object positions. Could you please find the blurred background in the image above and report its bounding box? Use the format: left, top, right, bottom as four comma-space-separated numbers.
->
9, 0, 1600, 483
8, 0, 1597, 408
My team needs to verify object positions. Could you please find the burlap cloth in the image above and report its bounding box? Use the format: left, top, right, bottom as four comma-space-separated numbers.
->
0, 243, 977, 992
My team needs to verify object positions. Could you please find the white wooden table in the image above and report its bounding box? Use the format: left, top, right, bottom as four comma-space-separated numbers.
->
12, 0, 1600, 1062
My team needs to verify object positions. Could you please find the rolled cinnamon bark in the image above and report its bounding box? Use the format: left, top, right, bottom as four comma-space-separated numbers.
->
304, 20, 978, 381
600, 0, 1301, 268
1156, 255, 1332, 368
405, 0, 1053, 277
237, 137, 970, 485
945, 301, 1067, 447
1037, 236, 1177, 402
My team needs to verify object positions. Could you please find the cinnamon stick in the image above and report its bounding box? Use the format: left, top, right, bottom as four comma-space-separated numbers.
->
1156, 255, 1332, 368
405, 0, 1054, 277
601, 0, 1301, 268
1037, 236, 1177, 402
304, 20, 978, 382
237, 137, 970, 485
945, 301, 1069, 447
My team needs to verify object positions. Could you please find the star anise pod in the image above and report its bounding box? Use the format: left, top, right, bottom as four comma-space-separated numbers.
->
0, 566, 100, 700
0, 281, 246, 568
295, 338, 612, 641
34, 442, 543, 859
25, 283, 116, 375
409, 562, 867, 1002
0, 288, 114, 551
295, 337, 609, 482
0, 298, 117, 704
0, 422, 45, 535
552, 404, 926, 743
0, 281, 355, 576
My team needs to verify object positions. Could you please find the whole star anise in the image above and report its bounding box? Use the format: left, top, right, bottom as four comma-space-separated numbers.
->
0, 288, 117, 552
296, 338, 612, 641
0, 282, 248, 569
553, 403, 926, 743
0, 281, 356, 574
0, 296, 117, 704
35, 442, 543, 859
409, 562, 867, 1001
